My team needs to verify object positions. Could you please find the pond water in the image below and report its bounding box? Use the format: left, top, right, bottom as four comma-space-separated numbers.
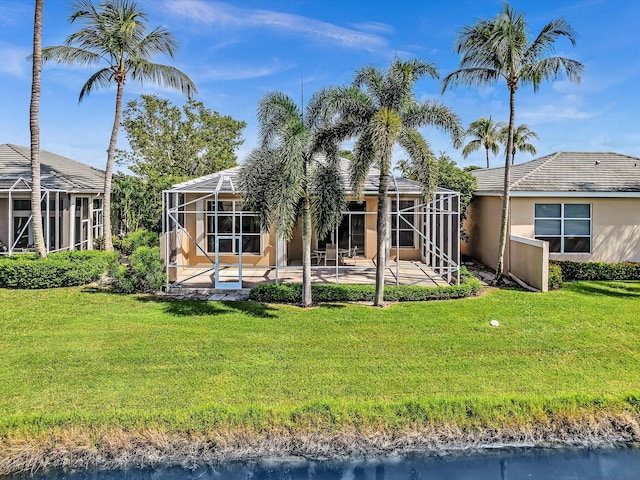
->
9, 446, 640, 480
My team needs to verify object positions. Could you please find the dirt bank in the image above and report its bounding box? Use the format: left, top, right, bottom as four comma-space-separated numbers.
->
1, 412, 639, 476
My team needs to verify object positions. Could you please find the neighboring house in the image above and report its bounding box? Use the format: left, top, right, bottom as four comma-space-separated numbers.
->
161, 161, 461, 290
0, 144, 105, 254
464, 152, 640, 274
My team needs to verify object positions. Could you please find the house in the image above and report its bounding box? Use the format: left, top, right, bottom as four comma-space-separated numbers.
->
161, 161, 461, 290
464, 152, 640, 279
0, 144, 105, 254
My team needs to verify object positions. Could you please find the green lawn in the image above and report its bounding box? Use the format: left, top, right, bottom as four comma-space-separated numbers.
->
0, 281, 639, 433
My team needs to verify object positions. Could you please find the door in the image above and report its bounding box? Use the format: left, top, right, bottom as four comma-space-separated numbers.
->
214, 234, 242, 289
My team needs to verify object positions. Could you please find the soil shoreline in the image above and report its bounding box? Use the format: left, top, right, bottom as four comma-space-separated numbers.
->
2, 413, 639, 476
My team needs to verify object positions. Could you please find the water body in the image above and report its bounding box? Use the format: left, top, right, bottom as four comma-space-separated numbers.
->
9, 446, 640, 480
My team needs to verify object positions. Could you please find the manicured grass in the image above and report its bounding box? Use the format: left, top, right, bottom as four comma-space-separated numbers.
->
0, 282, 639, 433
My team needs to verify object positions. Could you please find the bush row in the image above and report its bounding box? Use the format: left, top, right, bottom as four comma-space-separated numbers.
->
547, 263, 563, 290
552, 260, 640, 281
249, 271, 482, 304
0, 251, 117, 289
109, 246, 166, 294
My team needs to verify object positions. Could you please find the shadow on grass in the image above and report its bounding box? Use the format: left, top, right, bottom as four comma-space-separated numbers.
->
568, 281, 640, 299
134, 296, 279, 318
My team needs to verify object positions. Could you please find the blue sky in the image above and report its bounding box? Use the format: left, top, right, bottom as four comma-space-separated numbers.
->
1, 0, 639, 172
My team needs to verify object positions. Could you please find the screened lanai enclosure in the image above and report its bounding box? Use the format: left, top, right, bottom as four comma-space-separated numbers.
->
161, 165, 460, 292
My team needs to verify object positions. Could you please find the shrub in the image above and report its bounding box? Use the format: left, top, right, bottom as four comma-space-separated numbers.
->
109, 246, 166, 294
0, 251, 117, 289
548, 263, 563, 290
113, 229, 158, 256
249, 271, 482, 304
552, 260, 640, 281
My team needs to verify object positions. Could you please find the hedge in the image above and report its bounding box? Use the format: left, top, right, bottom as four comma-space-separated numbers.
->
0, 250, 117, 289
249, 270, 483, 304
109, 246, 166, 294
552, 260, 640, 281
547, 263, 563, 290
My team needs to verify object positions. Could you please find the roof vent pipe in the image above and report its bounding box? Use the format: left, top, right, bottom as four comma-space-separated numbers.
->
595, 161, 600, 165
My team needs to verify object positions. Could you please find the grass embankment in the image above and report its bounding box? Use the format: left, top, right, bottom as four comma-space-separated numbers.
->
0, 282, 639, 472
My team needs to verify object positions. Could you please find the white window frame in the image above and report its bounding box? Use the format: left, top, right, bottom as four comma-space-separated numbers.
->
534, 203, 592, 254
391, 199, 418, 249
206, 200, 262, 255
12, 200, 33, 249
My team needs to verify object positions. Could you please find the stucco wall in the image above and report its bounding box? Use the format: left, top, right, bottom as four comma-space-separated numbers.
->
509, 235, 549, 292
0, 198, 8, 248
510, 196, 640, 263
462, 195, 505, 270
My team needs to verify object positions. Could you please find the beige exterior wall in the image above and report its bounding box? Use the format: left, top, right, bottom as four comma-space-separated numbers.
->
464, 194, 640, 271
510, 196, 640, 263
509, 235, 549, 292
174, 193, 426, 266
462, 195, 505, 269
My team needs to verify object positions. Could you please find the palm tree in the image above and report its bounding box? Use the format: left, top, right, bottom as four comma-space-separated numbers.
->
462, 116, 505, 168
315, 59, 462, 306
498, 123, 538, 164
42, 0, 196, 251
30, 0, 46, 257
442, 2, 583, 283
238, 92, 346, 307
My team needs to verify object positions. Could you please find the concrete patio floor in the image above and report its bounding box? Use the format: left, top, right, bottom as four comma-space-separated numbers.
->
167, 259, 452, 294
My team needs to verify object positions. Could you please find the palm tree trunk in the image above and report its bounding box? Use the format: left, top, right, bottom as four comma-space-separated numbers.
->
494, 86, 516, 284
374, 170, 389, 306
30, 0, 46, 258
102, 80, 124, 252
485, 147, 490, 169
301, 195, 312, 307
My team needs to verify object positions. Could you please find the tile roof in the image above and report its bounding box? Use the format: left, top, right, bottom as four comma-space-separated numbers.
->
473, 152, 640, 194
168, 157, 456, 195
0, 144, 104, 192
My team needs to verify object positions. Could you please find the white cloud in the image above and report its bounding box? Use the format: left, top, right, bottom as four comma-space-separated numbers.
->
196, 60, 295, 81
163, 0, 389, 52
0, 42, 30, 77
0, 4, 30, 26
519, 103, 603, 122
348, 21, 395, 34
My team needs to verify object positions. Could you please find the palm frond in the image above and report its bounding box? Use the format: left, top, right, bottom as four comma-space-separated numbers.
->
128, 60, 197, 97
403, 101, 463, 147
350, 134, 374, 201
78, 67, 113, 102
524, 17, 577, 64
310, 154, 346, 239
42, 45, 103, 67
257, 92, 301, 147
134, 27, 179, 59
462, 139, 481, 158
398, 129, 437, 202
522, 57, 584, 91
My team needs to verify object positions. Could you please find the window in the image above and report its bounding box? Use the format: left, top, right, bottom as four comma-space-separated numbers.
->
12, 199, 32, 249
391, 199, 417, 248
534, 203, 591, 253
206, 201, 261, 254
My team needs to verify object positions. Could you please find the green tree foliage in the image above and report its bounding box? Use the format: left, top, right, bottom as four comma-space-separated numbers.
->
462, 116, 505, 168
498, 123, 539, 164
397, 153, 477, 234
442, 2, 583, 283
238, 92, 346, 307
42, 0, 196, 251
115, 94, 246, 231
316, 58, 462, 305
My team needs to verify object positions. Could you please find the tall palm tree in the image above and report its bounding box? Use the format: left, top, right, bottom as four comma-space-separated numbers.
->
42, 0, 196, 251
462, 116, 505, 168
315, 59, 462, 305
238, 92, 346, 307
498, 123, 538, 164
442, 2, 583, 283
30, 0, 46, 257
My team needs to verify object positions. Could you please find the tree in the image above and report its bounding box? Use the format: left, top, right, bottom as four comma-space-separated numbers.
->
462, 116, 505, 168
442, 2, 583, 283
316, 59, 462, 305
238, 92, 346, 307
42, 0, 196, 251
116, 94, 246, 231
397, 152, 477, 234
498, 123, 538, 164
30, 0, 46, 257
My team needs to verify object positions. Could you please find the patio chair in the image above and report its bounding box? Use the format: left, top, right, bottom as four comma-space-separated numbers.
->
324, 244, 337, 265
